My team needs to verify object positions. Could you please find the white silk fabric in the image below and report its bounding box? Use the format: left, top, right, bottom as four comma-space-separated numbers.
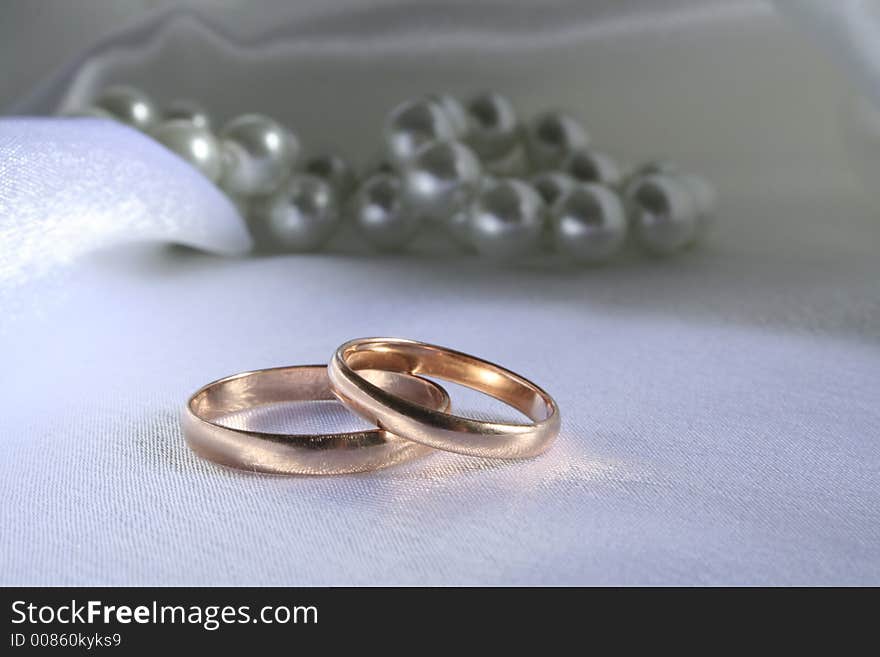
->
1, 1, 878, 585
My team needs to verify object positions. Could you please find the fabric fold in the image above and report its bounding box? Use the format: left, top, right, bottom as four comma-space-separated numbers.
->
0, 117, 250, 301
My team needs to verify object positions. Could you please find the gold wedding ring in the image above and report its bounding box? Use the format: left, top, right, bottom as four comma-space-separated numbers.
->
182, 338, 560, 474
182, 364, 447, 475
328, 338, 560, 459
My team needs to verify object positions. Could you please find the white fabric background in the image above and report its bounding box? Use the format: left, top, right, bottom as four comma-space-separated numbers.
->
1, 1, 879, 585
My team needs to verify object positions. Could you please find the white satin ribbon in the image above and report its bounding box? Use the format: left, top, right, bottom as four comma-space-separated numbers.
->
0, 117, 250, 315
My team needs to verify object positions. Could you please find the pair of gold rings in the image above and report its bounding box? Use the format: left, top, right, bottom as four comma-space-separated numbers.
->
181, 337, 560, 475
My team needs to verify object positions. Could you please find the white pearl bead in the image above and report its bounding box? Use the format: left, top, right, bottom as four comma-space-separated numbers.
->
402, 141, 482, 222
626, 174, 697, 255
678, 173, 717, 243
531, 171, 577, 249
483, 142, 529, 176
305, 154, 355, 197
465, 91, 520, 160
552, 183, 627, 264
253, 174, 340, 251
445, 176, 497, 249
469, 178, 544, 261
427, 94, 469, 138
151, 119, 223, 182
526, 111, 590, 169
622, 159, 679, 196
351, 173, 420, 251
163, 99, 211, 130
384, 99, 456, 166
220, 114, 299, 197
563, 149, 623, 187
94, 85, 157, 131
531, 171, 577, 207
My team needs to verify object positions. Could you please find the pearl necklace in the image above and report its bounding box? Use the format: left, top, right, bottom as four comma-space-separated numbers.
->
66, 85, 717, 263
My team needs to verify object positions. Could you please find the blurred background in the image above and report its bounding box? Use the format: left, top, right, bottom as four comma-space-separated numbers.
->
4, 0, 879, 333
0, 0, 316, 109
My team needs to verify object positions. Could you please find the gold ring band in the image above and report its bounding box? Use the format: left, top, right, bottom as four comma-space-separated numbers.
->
181, 364, 448, 475
328, 337, 560, 459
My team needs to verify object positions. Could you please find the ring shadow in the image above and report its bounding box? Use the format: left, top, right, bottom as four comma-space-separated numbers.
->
136, 403, 567, 481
